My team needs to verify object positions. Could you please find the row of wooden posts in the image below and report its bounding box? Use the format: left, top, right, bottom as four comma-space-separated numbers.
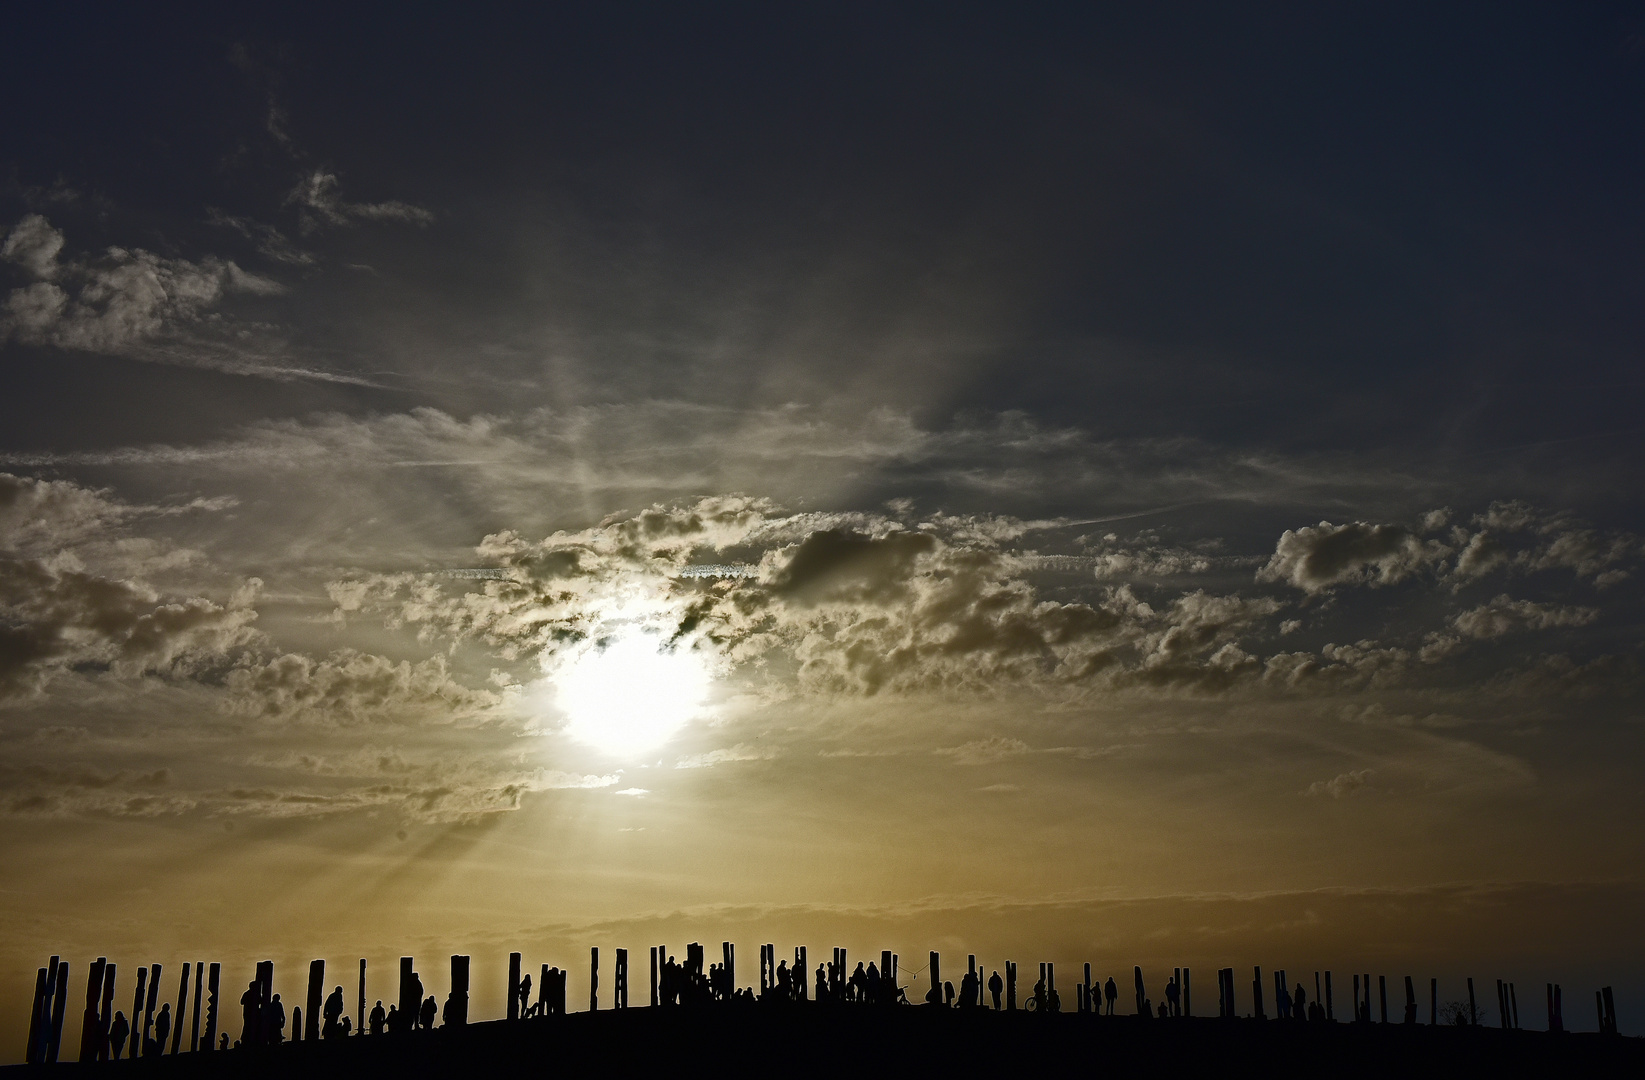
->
23, 948, 1624, 1063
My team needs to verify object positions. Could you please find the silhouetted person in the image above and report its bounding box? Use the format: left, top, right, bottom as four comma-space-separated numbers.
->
1104, 977, 1118, 1016
864, 962, 880, 1004
384, 1005, 398, 1035
1049, 987, 1061, 1013
369, 1000, 386, 1036
1292, 983, 1306, 1020
517, 973, 532, 1020
420, 995, 436, 1031
1308, 1000, 1325, 1022
1142, 997, 1153, 1019
816, 966, 828, 1002
959, 971, 977, 1009
1166, 976, 1180, 1016
109, 1012, 130, 1060
1033, 977, 1046, 1012
152, 1004, 170, 1056
240, 981, 260, 1046
989, 970, 1003, 1010
777, 960, 792, 1000
265, 994, 286, 1044
945, 981, 956, 1007
924, 983, 942, 1005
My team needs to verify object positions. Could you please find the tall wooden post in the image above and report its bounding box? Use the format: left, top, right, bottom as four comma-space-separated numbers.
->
451, 955, 469, 1027
142, 964, 162, 1055
590, 948, 599, 1012
1377, 975, 1386, 1023
650, 948, 659, 1007
356, 960, 365, 1037
305, 960, 323, 1042
79, 957, 106, 1061
99, 964, 118, 1061
1006, 961, 1016, 1010
1430, 977, 1437, 1025
1352, 974, 1360, 1021
616, 949, 628, 1009
1510, 983, 1520, 1029
1403, 975, 1416, 1023
128, 965, 146, 1059
1086, 964, 1094, 1015
508, 953, 521, 1021
172, 963, 191, 1053
203, 964, 219, 1052
256, 960, 273, 1044
26, 966, 47, 1064
190, 962, 203, 1050
1134, 967, 1145, 1016
46, 961, 69, 1064
1253, 967, 1264, 1020
723, 942, 734, 994
1324, 971, 1333, 1020
398, 958, 415, 1032
1183, 967, 1191, 1017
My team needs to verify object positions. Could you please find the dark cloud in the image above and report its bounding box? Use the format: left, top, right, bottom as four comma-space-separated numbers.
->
1258, 520, 1448, 593
285, 170, 434, 233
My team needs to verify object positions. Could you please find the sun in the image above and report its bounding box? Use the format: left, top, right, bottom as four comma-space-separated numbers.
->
555, 633, 710, 757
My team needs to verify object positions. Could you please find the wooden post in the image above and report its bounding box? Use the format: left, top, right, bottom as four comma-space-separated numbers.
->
590, 948, 598, 1012
1602, 986, 1616, 1034
204, 964, 219, 1052
290, 1007, 300, 1042
1183, 967, 1191, 1017
650, 948, 659, 1007
1006, 961, 1016, 1010
99, 964, 118, 1061
451, 955, 469, 1027
1510, 982, 1519, 1029
1087, 964, 1094, 1015
128, 965, 145, 1059
508, 953, 521, 1021
190, 962, 203, 1051
540, 964, 549, 1016
1378, 975, 1387, 1023
45, 960, 69, 1063
930, 952, 940, 1004
356, 959, 365, 1037
1430, 977, 1437, 1025
1596, 991, 1605, 1032
79, 957, 106, 1061
1554, 984, 1563, 1032
1352, 974, 1360, 1021
398, 957, 415, 1032
797, 947, 808, 1001
724, 942, 734, 994
1496, 980, 1507, 1028
142, 964, 161, 1056
25, 966, 46, 1064
616, 948, 628, 1009
172, 963, 191, 1053
1467, 977, 1477, 1026
1047, 962, 1055, 1003
305, 960, 323, 1042
256, 960, 273, 1044
1253, 967, 1264, 1020
1324, 971, 1333, 1021
1403, 975, 1416, 1024
1135, 966, 1145, 1016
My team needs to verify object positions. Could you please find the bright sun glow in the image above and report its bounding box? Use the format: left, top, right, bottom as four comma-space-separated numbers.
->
556, 634, 710, 756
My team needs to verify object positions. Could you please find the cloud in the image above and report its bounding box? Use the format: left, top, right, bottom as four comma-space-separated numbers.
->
934, 737, 1032, 765
1305, 769, 1372, 798
286, 170, 434, 233
613, 787, 649, 797
0, 215, 284, 354
1451, 595, 1598, 640
1, 214, 66, 277
674, 743, 777, 768
1258, 520, 1448, 592
223, 649, 506, 725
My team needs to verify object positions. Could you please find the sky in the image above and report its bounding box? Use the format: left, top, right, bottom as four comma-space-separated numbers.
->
3, 3, 1644, 1050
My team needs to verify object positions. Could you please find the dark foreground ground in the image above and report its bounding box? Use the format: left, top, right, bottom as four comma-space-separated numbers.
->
8, 1009, 1641, 1079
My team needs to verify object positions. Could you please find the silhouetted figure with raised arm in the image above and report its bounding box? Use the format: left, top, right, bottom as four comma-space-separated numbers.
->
1104, 977, 1118, 1016
109, 1012, 130, 1060
151, 1004, 170, 1056
240, 981, 260, 1046
988, 970, 1003, 1010
324, 986, 345, 1038
368, 1001, 386, 1036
